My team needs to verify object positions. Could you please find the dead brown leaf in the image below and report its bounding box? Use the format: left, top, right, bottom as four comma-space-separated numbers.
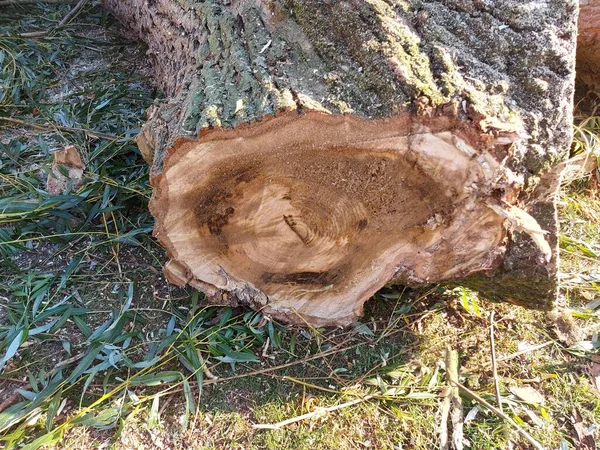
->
571, 408, 596, 450
587, 363, 600, 395
46, 145, 85, 195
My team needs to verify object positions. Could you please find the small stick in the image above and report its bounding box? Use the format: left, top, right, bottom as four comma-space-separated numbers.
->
51, 352, 85, 374
0, 377, 27, 384
447, 346, 463, 450
163, 318, 422, 395
490, 312, 503, 413
19, 0, 90, 38
439, 346, 463, 449
497, 341, 554, 364
0, 392, 21, 413
57, 0, 89, 28
490, 313, 512, 449
253, 394, 377, 430
0, 117, 122, 141
439, 368, 451, 449
261, 337, 271, 358
86, 318, 423, 395
0, 0, 79, 6
451, 381, 546, 450
196, 351, 218, 380
281, 376, 341, 394
462, 341, 554, 374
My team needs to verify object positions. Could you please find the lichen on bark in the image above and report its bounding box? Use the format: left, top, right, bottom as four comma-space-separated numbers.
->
106, 0, 577, 180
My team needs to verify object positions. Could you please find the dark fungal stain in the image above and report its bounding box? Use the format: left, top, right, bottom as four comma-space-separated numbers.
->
357, 218, 368, 231
188, 164, 261, 235
235, 166, 259, 184
193, 185, 236, 235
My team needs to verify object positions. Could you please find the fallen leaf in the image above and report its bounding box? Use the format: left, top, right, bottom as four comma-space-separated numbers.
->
46, 145, 85, 195
464, 406, 479, 424
571, 408, 596, 450
509, 386, 545, 405
588, 363, 600, 395
522, 406, 544, 427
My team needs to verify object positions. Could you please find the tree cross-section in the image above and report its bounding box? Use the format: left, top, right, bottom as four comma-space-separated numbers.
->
103, 0, 578, 326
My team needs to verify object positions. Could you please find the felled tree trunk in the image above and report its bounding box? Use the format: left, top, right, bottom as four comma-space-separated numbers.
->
103, 0, 578, 327
578, 0, 600, 89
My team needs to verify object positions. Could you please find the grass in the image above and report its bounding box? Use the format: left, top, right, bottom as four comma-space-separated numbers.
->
0, 2, 600, 449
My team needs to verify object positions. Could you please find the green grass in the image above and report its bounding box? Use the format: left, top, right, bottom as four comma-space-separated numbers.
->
1, 3, 600, 450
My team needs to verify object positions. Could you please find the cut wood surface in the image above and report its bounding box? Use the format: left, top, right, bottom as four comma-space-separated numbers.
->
578, 0, 600, 89
103, 0, 578, 326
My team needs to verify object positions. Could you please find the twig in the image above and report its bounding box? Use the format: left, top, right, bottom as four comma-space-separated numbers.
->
262, 337, 271, 358
200, 341, 357, 387
452, 381, 546, 450
440, 346, 464, 450
439, 367, 451, 449
253, 393, 377, 430
52, 352, 85, 374
281, 376, 341, 394
0, 392, 21, 414
196, 351, 218, 380
462, 341, 554, 374
145, 314, 435, 402
448, 346, 463, 450
102, 339, 360, 399
490, 313, 512, 449
0, 377, 28, 384
19, 0, 90, 38
57, 0, 88, 28
0, 117, 122, 141
497, 341, 555, 364
0, 0, 79, 6
85, 316, 428, 396
490, 312, 503, 413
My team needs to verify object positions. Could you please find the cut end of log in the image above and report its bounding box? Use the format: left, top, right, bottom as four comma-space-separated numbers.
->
102, 0, 576, 327
150, 111, 552, 327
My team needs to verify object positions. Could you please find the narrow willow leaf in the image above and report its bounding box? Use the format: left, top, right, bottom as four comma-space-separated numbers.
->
21, 428, 64, 450
166, 315, 176, 337
29, 319, 59, 336
216, 343, 259, 363
67, 345, 102, 383
0, 329, 25, 367
72, 315, 92, 338
45, 391, 62, 431
181, 378, 194, 431
15, 389, 37, 401
149, 396, 160, 427
131, 371, 183, 386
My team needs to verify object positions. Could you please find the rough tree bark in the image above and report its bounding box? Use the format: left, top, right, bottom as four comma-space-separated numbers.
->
103, 0, 578, 327
578, 0, 600, 89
